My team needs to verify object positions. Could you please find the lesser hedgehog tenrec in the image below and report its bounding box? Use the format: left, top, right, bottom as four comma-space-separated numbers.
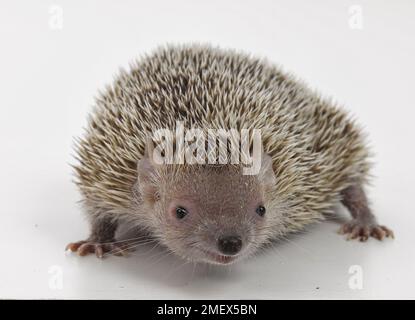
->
67, 44, 393, 265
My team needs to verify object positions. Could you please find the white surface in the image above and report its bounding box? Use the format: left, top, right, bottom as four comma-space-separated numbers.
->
0, 0, 414, 299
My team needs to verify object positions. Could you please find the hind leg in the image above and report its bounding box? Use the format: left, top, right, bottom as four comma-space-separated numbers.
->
338, 184, 394, 241
66, 216, 130, 258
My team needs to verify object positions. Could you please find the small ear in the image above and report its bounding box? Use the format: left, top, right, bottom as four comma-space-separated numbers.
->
260, 152, 276, 189
137, 140, 154, 174
137, 140, 159, 202
137, 155, 156, 182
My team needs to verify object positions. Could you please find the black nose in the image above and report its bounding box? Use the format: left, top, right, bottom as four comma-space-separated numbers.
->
217, 236, 243, 255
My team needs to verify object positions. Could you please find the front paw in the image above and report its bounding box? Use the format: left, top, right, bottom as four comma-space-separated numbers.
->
65, 239, 130, 258
338, 220, 394, 242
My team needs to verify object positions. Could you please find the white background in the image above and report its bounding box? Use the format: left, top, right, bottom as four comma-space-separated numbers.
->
0, 0, 414, 299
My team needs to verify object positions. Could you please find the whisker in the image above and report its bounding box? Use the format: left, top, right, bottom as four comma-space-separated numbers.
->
102, 238, 158, 257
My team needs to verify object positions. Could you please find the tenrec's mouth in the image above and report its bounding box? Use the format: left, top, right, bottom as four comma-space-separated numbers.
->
200, 249, 238, 264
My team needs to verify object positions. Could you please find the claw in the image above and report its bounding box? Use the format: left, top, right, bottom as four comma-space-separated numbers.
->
381, 226, 395, 239
95, 245, 104, 259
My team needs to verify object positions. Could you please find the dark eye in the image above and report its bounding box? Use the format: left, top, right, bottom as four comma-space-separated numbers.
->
175, 207, 188, 219
256, 205, 266, 217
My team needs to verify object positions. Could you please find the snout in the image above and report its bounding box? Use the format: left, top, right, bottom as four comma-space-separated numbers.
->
217, 235, 243, 255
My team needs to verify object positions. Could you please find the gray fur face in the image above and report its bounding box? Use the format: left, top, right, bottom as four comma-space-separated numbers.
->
136, 155, 276, 265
